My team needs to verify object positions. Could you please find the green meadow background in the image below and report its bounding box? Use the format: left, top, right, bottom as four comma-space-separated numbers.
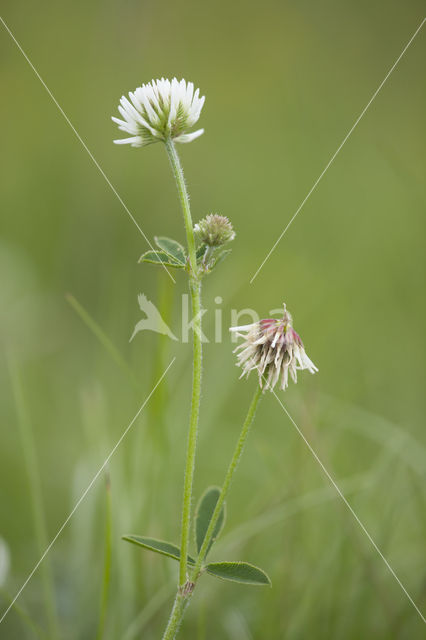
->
1, 1, 425, 638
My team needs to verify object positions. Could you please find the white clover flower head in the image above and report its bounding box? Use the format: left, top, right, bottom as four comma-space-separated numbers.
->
229, 304, 318, 392
112, 78, 205, 147
194, 214, 236, 247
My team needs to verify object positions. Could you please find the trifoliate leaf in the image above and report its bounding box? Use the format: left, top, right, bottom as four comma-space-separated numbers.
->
154, 237, 186, 264
138, 250, 185, 268
123, 535, 195, 564
195, 486, 226, 558
206, 561, 271, 586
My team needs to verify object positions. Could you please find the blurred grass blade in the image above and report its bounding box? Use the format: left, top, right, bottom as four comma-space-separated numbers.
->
0, 588, 48, 639
206, 561, 271, 586
0, 538, 10, 587
122, 583, 174, 640
66, 293, 136, 384
146, 271, 174, 454
96, 473, 112, 640
123, 535, 195, 564
8, 354, 60, 637
195, 486, 226, 557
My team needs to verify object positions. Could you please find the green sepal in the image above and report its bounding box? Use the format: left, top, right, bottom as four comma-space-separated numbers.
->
206, 561, 271, 586
123, 535, 195, 564
195, 486, 226, 558
154, 236, 186, 264
138, 250, 185, 268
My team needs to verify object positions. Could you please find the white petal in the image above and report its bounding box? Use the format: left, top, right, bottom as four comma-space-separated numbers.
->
113, 136, 144, 146
174, 129, 204, 143
229, 323, 257, 332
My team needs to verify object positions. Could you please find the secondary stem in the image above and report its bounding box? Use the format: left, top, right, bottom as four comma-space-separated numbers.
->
162, 385, 262, 639
164, 138, 203, 588
192, 385, 262, 578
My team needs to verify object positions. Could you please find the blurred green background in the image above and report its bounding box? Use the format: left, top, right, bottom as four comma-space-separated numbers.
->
1, 1, 425, 638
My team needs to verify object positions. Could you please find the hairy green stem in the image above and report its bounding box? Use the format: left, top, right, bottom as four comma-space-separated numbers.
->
164, 138, 203, 590
165, 137, 197, 273
180, 276, 203, 584
96, 473, 112, 640
162, 593, 185, 640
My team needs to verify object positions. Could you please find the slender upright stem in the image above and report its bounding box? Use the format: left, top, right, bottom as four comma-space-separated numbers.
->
162, 593, 185, 640
164, 138, 203, 588
180, 276, 202, 586
191, 385, 262, 578
165, 137, 197, 273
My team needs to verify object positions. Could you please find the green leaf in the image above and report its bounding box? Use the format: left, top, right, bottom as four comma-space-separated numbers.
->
196, 244, 208, 262
208, 249, 232, 271
138, 251, 184, 268
195, 486, 226, 558
206, 561, 271, 586
154, 236, 186, 264
123, 535, 195, 564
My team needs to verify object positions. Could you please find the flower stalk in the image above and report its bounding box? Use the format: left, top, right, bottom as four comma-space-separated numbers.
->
164, 137, 203, 588
165, 138, 198, 275
191, 384, 262, 578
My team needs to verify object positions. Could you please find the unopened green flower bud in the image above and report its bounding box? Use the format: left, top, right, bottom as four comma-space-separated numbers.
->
194, 214, 235, 247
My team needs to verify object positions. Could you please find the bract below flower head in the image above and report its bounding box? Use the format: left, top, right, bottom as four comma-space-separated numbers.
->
112, 78, 205, 147
229, 304, 318, 392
